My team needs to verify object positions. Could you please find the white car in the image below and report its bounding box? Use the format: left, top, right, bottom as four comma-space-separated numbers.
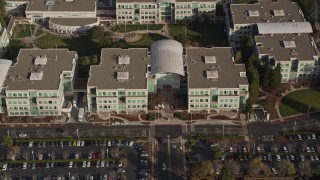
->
276, 155, 281, 161
312, 134, 316, 140
129, 140, 134, 146
38, 154, 43, 160
23, 163, 27, 169
29, 142, 33, 147
229, 147, 233, 153
69, 161, 73, 168
19, 133, 27, 137
87, 161, 91, 167
77, 140, 81, 147
75, 153, 79, 160
271, 168, 277, 174
82, 161, 87, 168
107, 141, 111, 146
81, 141, 85, 146
256, 147, 261, 152
2, 163, 7, 170
103, 174, 108, 180
306, 146, 311, 153
162, 163, 166, 171
117, 161, 122, 167
101, 160, 105, 168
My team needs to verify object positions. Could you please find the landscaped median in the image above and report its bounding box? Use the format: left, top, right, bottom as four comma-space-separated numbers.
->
186, 134, 245, 141
1, 157, 123, 164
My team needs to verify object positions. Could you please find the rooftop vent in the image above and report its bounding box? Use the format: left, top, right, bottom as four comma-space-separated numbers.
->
116, 72, 129, 80
248, 10, 259, 17
273, 9, 285, 16
65, 0, 74, 2
206, 71, 218, 79
117, 55, 130, 65
34, 55, 47, 65
30, 72, 43, 81
283, 41, 296, 48
45, 0, 54, 6
204, 56, 216, 64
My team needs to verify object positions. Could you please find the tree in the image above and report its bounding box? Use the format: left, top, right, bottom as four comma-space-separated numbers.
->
234, 50, 242, 64
216, 2, 225, 16
298, 160, 312, 177
275, 160, 296, 176
3, 135, 13, 147
89, 26, 104, 40
191, 160, 214, 179
21, 151, 30, 160
212, 146, 224, 159
90, 55, 98, 65
223, 160, 240, 176
294, 0, 318, 26
270, 63, 282, 88
247, 158, 270, 175
220, 164, 233, 180
80, 56, 90, 66
262, 66, 271, 88
7, 146, 21, 160
111, 39, 128, 48
313, 164, 320, 176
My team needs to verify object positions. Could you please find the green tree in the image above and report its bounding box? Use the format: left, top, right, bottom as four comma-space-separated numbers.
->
220, 164, 233, 180
80, 56, 90, 66
262, 66, 271, 88
248, 158, 271, 175
275, 160, 296, 176
270, 63, 282, 88
90, 55, 98, 65
212, 146, 223, 159
234, 50, 242, 63
191, 160, 214, 179
89, 26, 104, 40
3, 135, 13, 147
294, 0, 318, 26
244, 98, 252, 113
111, 39, 128, 48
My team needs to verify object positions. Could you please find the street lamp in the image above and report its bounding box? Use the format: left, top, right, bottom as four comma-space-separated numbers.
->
7, 130, 9, 137
107, 148, 109, 159
32, 150, 34, 161
167, 135, 170, 147
76, 129, 79, 139
308, 105, 311, 117
294, 121, 297, 132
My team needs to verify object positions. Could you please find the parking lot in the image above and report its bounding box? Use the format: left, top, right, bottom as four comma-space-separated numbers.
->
187, 131, 320, 176
0, 138, 149, 180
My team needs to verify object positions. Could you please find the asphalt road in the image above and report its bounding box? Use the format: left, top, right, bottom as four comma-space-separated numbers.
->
187, 124, 243, 136
1, 123, 150, 139
154, 125, 182, 140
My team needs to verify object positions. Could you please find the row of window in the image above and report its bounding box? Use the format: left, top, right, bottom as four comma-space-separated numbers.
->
190, 99, 209, 103
98, 105, 147, 109
97, 91, 146, 97
38, 100, 59, 105
219, 104, 238, 108
9, 111, 59, 116
219, 99, 239, 103
7, 100, 28, 105
7, 92, 59, 98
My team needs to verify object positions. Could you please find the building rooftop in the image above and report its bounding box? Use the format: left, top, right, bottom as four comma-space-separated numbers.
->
4, 49, 76, 91
88, 48, 150, 89
255, 33, 318, 62
117, 0, 213, 3
230, 0, 304, 25
257, 22, 312, 34
0, 59, 12, 87
50, 18, 98, 26
186, 47, 248, 89
26, 0, 96, 12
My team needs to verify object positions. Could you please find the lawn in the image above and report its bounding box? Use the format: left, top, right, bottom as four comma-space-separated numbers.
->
13, 24, 35, 38
110, 24, 163, 33
36, 34, 99, 56
127, 33, 168, 48
168, 23, 228, 47
280, 89, 320, 117
4, 40, 33, 60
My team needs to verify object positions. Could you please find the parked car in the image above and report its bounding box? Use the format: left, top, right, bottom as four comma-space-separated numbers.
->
82, 161, 86, 168
69, 161, 73, 168
23, 163, 27, 170
129, 140, 134, 146
2, 163, 8, 170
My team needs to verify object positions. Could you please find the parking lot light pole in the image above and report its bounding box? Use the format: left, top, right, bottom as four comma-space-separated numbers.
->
32, 150, 34, 161
76, 129, 79, 139
294, 121, 297, 132
222, 125, 225, 137
107, 148, 109, 159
